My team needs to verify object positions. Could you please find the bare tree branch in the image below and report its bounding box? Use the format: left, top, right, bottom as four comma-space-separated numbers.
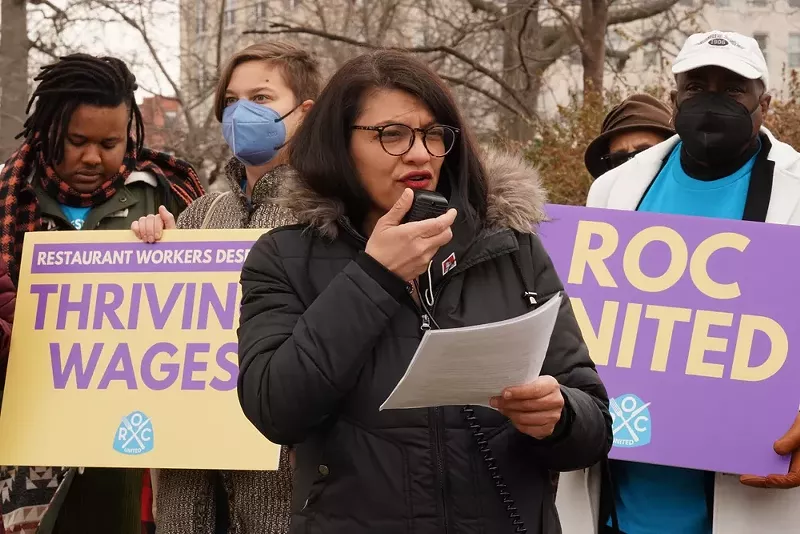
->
89, 0, 195, 131
515, 5, 535, 90
608, 0, 681, 25
440, 74, 523, 116
246, 23, 536, 117
28, 0, 68, 19
28, 37, 59, 59
546, 0, 584, 51
541, 0, 681, 48
465, 0, 502, 15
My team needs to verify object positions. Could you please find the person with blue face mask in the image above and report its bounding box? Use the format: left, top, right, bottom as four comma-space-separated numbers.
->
222, 98, 295, 169
132, 40, 318, 242
132, 41, 321, 534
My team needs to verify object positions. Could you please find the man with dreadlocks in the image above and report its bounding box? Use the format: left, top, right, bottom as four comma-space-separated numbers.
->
0, 53, 203, 534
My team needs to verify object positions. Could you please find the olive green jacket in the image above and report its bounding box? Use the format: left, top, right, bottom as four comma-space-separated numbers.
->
34, 171, 185, 232
32, 171, 187, 534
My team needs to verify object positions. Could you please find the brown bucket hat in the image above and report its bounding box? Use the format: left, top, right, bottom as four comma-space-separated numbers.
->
584, 94, 675, 178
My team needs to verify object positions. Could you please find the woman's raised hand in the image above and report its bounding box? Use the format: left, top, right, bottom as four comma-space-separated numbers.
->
365, 189, 457, 282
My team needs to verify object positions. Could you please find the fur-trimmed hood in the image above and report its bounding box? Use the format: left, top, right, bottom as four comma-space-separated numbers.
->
277, 149, 547, 239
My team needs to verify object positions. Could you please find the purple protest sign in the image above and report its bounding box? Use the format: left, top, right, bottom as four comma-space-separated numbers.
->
538, 204, 800, 477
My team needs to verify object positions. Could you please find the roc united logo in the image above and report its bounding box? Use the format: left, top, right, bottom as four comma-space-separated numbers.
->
113, 411, 154, 455
609, 394, 651, 448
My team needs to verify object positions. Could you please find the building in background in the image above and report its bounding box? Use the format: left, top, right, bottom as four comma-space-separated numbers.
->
140, 96, 183, 153
541, 0, 800, 113
707, 0, 800, 97
178, 0, 271, 123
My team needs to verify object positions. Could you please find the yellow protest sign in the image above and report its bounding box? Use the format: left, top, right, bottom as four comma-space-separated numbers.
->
0, 229, 280, 470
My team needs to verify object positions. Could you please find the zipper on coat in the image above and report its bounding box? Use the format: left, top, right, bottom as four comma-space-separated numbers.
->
431, 406, 450, 533
408, 281, 433, 332
420, 314, 431, 331
416, 279, 450, 532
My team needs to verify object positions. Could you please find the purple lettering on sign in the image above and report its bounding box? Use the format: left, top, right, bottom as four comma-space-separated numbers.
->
146, 283, 183, 329
210, 342, 239, 391
182, 283, 196, 330
182, 343, 209, 390
50, 342, 103, 389
97, 343, 137, 390
538, 204, 800, 476
56, 284, 91, 330
198, 283, 238, 330
141, 342, 180, 390
127, 283, 142, 329
30, 241, 257, 274
30, 284, 58, 330
93, 283, 125, 330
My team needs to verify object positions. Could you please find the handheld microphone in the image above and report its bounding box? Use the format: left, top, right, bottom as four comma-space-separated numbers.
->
402, 190, 449, 224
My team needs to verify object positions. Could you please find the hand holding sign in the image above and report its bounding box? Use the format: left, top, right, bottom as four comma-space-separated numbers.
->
490, 376, 565, 439
131, 205, 176, 243
740, 414, 800, 489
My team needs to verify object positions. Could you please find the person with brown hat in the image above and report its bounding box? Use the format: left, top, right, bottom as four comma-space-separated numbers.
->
584, 94, 674, 179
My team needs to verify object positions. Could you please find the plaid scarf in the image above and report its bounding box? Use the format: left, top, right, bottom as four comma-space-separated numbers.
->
0, 140, 204, 283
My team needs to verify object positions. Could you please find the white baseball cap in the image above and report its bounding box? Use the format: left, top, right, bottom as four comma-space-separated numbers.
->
672, 30, 769, 89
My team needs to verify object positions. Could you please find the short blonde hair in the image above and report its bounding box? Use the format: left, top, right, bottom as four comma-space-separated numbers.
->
214, 40, 321, 121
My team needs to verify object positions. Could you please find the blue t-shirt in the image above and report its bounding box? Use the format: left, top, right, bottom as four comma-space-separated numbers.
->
59, 205, 91, 230
637, 142, 757, 218
611, 141, 759, 534
610, 462, 712, 534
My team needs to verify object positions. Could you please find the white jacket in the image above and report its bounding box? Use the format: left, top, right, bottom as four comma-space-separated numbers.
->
556, 128, 800, 534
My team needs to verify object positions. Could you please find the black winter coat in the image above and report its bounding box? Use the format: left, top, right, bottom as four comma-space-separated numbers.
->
237, 150, 612, 534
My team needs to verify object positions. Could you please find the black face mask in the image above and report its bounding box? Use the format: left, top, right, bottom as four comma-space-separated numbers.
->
674, 92, 758, 166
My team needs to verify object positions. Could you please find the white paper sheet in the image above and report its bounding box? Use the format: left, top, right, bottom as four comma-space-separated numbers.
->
380, 293, 563, 410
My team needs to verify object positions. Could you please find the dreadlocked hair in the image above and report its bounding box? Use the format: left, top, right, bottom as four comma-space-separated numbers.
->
18, 53, 145, 165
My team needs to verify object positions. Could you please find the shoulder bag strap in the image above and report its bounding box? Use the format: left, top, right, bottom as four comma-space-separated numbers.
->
200, 191, 231, 229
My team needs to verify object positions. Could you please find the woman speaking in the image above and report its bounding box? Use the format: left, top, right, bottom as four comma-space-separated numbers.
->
237, 50, 612, 534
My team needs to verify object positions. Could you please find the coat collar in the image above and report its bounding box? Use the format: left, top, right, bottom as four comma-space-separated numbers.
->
275, 149, 549, 240
601, 127, 800, 224
223, 158, 291, 206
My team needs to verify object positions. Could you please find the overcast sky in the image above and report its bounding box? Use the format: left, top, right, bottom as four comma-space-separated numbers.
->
27, 0, 181, 103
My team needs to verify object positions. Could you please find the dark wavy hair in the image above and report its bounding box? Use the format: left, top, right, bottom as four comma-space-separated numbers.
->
288, 49, 488, 229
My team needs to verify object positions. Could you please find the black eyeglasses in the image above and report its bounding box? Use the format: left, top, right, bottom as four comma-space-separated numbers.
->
352, 123, 460, 157
601, 147, 651, 171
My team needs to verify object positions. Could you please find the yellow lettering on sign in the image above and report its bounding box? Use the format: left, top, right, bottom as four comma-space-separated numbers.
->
565, 222, 784, 382
567, 221, 618, 288
645, 305, 693, 372
623, 226, 688, 293
616, 303, 643, 369
731, 315, 789, 382
689, 233, 750, 300
571, 297, 618, 366
686, 310, 733, 379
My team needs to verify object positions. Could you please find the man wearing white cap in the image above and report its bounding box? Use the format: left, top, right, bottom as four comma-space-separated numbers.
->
556, 31, 800, 534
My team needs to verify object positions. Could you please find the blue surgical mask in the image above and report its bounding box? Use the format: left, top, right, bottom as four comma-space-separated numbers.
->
222, 100, 295, 166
